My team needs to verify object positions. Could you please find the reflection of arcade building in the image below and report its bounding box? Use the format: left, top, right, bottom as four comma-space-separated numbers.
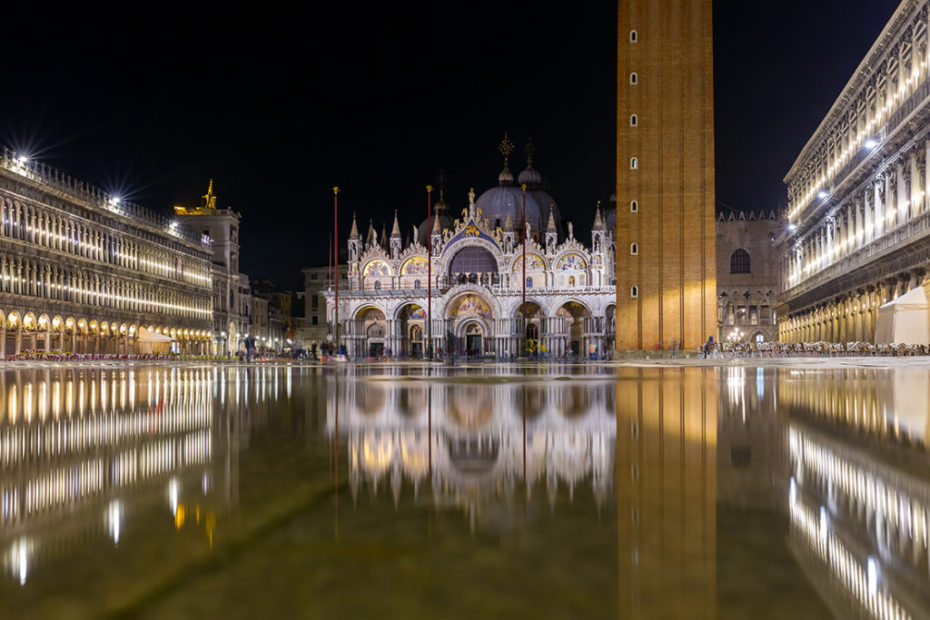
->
782, 369, 930, 618
326, 139, 616, 359
0, 368, 237, 584
327, 378, 616, 512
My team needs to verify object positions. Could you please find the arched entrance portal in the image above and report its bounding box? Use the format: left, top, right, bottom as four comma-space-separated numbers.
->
557, 301, 592, 358
354, 307, 387, 358
446, 293, 493, 358
464, 322, 483, 358
396, 303, 427, 358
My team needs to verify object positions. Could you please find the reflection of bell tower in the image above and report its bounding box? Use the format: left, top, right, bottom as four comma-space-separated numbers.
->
616, 367, 717, 618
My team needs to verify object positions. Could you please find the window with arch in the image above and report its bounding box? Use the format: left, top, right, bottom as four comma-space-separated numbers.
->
569, 276, 575, 286
630, 114, 638, 127
630, 242, 638, 255
413, 279, 421, 289
730, 249, 751, 274
630, 72, 638, 85
630, 30, 638, 42
630, 200, 638, 213
374, 280, 382, 290
526, 277, 533, 288
630, 157, 638, 170
630, 285, 639, 298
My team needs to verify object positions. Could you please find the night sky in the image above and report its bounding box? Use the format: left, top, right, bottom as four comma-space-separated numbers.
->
0, 1, 898, 289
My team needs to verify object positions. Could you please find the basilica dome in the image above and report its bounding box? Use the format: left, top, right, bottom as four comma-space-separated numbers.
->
416, 194, 454, 246
604, 192, 617, 232
475, 164, 561, 234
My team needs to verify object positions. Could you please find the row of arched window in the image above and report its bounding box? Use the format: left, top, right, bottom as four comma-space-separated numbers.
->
0, 254, 211, 318
0, 197, 211, 287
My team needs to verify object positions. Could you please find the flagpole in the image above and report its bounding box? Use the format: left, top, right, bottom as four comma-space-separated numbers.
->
333, 186, 340, 356
522, 183, 527, 358
426, 184, 433, 361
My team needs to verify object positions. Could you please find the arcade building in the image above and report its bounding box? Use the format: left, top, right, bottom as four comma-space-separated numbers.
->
324, 139, 617, 359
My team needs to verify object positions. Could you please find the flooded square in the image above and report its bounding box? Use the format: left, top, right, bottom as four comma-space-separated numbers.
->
0, 362, 924, 617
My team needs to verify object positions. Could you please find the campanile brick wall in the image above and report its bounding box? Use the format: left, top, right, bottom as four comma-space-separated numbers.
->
616, 0, 717, 351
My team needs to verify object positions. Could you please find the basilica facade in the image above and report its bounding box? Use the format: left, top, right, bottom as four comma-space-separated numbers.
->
326, 143, 617, 359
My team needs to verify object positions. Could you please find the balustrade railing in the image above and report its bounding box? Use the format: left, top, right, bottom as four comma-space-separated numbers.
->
0, 147, 209, 247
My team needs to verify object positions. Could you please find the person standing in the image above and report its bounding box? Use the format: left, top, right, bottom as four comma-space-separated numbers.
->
702, 335, 714, 359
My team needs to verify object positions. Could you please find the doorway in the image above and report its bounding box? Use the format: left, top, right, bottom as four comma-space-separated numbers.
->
465, 323, 483, 357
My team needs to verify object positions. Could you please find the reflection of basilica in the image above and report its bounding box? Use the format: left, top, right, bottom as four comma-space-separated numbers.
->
327, 136, 616, 359
0, 368, 239, 586
782, 369, 930, 618
327, 375, 617, 521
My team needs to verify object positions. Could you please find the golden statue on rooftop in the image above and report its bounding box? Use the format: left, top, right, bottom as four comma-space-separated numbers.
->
202, 179, 217, 210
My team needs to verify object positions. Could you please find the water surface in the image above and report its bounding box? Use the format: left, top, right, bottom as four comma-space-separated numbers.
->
0, 363, 924, 617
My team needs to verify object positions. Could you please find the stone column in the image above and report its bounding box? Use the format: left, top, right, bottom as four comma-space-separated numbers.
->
14, 327, 21, 356
910, 147, 920, 220
899, 159, 910, 227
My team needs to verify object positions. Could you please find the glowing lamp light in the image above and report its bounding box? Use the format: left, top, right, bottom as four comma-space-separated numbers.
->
864, 139, 878, 149
14, 156, 27, 166
109, 196, 121, 206
788, 224, 797, 231
818, 191, 829, 199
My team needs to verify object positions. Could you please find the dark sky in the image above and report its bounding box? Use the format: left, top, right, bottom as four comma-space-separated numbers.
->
0, 1, 898, 289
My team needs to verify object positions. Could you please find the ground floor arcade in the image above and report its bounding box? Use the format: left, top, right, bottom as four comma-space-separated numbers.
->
332, 286, 616, 360
0, 307, 212, 357
778, 268, 928, 344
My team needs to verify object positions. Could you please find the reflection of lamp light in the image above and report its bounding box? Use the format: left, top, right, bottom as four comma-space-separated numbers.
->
169, 478, 179, 515
106, 500, 122, 545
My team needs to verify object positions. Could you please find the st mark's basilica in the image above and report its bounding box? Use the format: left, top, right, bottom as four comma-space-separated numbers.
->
327, 137, 617, 359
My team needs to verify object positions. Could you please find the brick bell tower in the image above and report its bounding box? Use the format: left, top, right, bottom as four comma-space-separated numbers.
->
615, 0, 717, 351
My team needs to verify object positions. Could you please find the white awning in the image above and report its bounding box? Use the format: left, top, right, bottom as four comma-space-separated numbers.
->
875, 285, 930, 344
137, 327, 174, 343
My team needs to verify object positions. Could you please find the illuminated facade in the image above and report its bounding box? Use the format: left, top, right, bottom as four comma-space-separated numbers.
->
174, 181, 249, 355
615, 0, 717, 351
779, 0, 930, 344
0, 149, 213, 356
716, 210, 781, 344
326, 139, 616, 359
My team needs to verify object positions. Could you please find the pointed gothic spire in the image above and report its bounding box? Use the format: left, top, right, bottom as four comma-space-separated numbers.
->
546, 206, 557, 232
349, 212, 360, 239
432, 211, 441, 233
367, 218, 376, 245
592, 200, 605, 230
380, 222, 388, 248
391, 210, 401, 238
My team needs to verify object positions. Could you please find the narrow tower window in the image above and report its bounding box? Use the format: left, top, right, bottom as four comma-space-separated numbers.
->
630, 157, 638, 170
630, 200, 638, 213
630, 114, 638, 127
630, 243, 638, 255
630, 72, 638, 85
630, 285, 639, 299
630, 30, 638, 43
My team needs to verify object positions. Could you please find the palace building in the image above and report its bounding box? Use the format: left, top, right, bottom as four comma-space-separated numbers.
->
324, 137, 617, 359
716, 210, 781, 344
0, 148, 214, 356
779, 0, 930, 344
